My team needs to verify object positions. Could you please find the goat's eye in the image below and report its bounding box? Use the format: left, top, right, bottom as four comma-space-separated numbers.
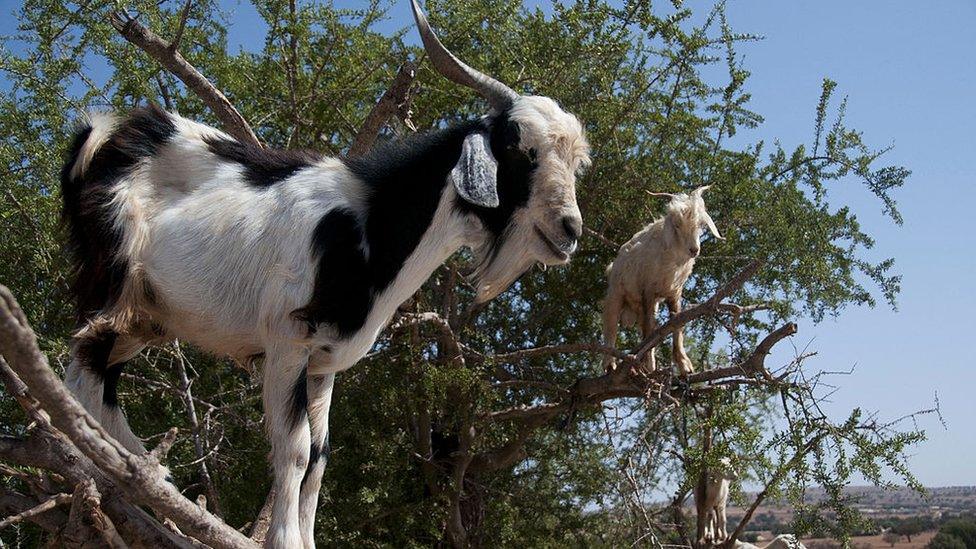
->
528, 148, 537, 161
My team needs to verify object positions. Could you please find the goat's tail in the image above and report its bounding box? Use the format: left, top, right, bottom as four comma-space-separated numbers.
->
59, 112, 125, 325
60, 112, 118, 190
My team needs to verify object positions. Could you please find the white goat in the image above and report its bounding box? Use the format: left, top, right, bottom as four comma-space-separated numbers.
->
734, 534, 806, 549
58, 2, 590, 547
695, 456, 738, 546
601, 187, 721, 373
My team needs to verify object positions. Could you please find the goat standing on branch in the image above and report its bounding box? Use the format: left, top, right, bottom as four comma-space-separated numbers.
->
602, 187, 722, 373
695, 456, 737, 547
57, 1, 590, 547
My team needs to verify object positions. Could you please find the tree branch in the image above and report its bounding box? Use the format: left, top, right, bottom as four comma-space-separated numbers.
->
0, 285, 258, 549
109, 11, 261, 147
348, 61, 417, 157
0, 492, 72, 530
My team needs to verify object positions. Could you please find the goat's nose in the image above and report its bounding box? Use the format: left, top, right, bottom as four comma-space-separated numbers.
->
561, 215, 582, 242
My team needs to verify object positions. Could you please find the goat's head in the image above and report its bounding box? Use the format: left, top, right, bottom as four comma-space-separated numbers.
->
651, 186, 723, 259
412, 0, 591, 302
707, 456, 738, 483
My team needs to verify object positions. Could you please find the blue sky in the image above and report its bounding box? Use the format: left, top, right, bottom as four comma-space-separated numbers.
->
2, 0, 973, 487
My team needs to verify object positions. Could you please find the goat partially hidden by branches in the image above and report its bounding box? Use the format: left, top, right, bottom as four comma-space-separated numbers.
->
602, 187, 723, 373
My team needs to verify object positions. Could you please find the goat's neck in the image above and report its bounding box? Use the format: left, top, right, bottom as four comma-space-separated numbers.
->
327, 185, 467, 371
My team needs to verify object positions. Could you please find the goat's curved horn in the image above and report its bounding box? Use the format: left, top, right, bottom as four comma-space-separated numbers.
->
645, 190, 678, 199
411, 0, 519, 110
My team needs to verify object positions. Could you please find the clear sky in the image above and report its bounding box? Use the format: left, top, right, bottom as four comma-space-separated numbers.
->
3, 0, 973, 487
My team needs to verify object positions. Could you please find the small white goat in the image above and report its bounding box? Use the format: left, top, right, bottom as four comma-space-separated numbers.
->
58, 2, 589, 547
601, 186, 721, 373
734, 534, 806, 549
695, 456, 738, 546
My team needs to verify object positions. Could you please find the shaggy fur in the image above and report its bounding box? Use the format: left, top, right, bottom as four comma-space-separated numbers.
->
59, 94, 588, 547
601, 187, 721, 373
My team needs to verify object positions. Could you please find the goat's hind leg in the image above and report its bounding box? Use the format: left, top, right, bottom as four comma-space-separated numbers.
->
601, 297, 623, 372
298, 348, 336, 548
666, 295, 694, 374
65, 328, 163, 472
638, 298, 659, 373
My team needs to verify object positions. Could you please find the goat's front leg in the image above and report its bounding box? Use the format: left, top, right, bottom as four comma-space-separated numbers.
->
666, 295, 694, 374
298, 348, 337, 548
715, 502, 728, 542
263, 344, 312, 549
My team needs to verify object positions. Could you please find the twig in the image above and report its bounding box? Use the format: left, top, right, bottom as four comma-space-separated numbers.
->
0, 492, 72, 530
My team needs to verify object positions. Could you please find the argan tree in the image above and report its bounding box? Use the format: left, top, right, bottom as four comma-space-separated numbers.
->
0, 1, 932, 547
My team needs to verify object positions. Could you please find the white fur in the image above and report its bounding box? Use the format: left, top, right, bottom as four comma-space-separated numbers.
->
696, 457, 737, 546
601, 187, 721, 373
735, 534, 806, 549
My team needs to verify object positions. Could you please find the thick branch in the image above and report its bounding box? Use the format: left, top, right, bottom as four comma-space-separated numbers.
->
0, 388, 194, 547
348, 61, 417, 157
0, 285, 257, 549
109, 11, 261, 147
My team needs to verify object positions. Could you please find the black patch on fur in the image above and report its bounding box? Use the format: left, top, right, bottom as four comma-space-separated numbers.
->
301, 438, 331, 487
291, 209, 371, 336
60, 104, 176, 322
74, 330, 122, 407
289, 369, 309, 429
102, 365, 123, 408
453, 110, 536, 239
347, 120, 484, 290
204, 137, 321, 188
296, 119, 530, 337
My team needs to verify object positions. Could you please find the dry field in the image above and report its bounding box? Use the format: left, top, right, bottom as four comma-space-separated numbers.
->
800, 530, 935, 548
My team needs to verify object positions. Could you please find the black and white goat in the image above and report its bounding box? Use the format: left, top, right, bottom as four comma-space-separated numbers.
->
59, 2, 590, 546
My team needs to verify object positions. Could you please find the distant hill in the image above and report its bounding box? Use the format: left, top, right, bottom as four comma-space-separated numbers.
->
726, 485, 976, 524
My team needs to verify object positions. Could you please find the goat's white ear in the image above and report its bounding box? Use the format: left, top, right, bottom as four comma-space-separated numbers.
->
452, 132, 499, 208
703, 211, 724, 240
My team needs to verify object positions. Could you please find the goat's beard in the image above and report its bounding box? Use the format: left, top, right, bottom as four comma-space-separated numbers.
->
470, 220, 537, 303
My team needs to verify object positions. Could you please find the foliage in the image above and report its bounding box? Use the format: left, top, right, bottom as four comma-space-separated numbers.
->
929, 518, 976, 549
0, 0, 924, 546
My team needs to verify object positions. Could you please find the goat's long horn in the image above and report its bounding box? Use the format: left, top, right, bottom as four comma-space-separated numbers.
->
411, 0, 519, 110
645, 190, 678, 199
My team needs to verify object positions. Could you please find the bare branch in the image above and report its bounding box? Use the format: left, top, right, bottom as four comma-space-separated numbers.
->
348, 61, 417, 157
109, 11, 261, 147
0, 489, 68, 533
0, 492, 72, 530
0, 284, 258, 549
632, 260, 764, 361
170, 0, 192, 52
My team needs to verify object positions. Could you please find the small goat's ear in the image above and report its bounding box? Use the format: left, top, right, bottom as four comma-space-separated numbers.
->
452, 132, 499, 208
702, 210, 724, 240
